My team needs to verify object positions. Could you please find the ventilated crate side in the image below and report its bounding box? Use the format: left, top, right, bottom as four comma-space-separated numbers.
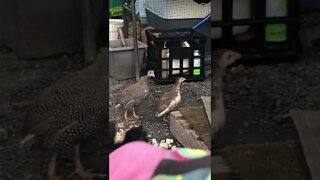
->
146, 28, 207, 83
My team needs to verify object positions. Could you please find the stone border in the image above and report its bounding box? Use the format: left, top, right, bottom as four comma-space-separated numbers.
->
169, 111, 209, 150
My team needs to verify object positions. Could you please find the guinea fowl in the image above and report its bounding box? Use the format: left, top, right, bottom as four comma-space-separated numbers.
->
20, 52, 107, 180
154, 77, 186, 121
115, 70, 155, 121
212, 49, 242, 140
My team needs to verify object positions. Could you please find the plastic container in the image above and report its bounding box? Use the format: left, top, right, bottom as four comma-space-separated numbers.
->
109, 0, 122, 8
265, 0, 288, 42
109, 0, 123, 17
146, 28, 206, 84
211, 0, 251, 39
109, 38, 147, 80
211, 0, 299, 60
109, 19, 124, 41
144, 0, 211, 53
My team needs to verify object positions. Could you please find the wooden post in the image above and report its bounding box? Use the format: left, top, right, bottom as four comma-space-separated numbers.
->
81, 0, 97, 63
131, 0, 140, 81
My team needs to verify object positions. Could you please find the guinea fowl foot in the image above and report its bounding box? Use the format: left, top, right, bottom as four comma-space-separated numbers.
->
47, 152, 64, 180
132, 114, 143, 120
132, 107, 143, 121
124, 114, 134, 121
68, 168, 106, 180
124, 110, 134, 121
68, 145, 107, 180
163, 116, 170, 122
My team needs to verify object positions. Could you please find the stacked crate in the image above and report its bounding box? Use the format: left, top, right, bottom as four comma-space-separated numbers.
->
212, 0, 300, 60
146, 28, 207, 84
109, 0, 123, 17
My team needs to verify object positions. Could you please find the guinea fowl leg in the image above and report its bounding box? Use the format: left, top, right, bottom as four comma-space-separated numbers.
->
163, 115, 169, 122
132, 107, 143, 120
47, 152, 63, 180
124, 110, 133, 121
68, 144, 106, 180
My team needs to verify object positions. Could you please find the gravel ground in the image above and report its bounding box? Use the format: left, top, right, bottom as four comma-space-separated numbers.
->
216, 47, 320, 148
109, 76, 211, 147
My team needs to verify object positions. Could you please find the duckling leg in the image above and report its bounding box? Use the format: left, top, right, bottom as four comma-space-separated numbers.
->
132, 107, 143, 120
47, 152, 63, 180
68, 144, 106, 180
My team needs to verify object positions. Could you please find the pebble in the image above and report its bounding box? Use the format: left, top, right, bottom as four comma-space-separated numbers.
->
0, 127, 9, 142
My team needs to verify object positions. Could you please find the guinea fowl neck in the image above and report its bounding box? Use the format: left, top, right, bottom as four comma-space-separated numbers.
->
95, 54, 107, 76
139, 76, 148, 83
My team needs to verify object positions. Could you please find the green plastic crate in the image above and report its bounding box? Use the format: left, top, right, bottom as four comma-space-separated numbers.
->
109, 0, 123, 17
109, 7, 123, 17
109, 0, 122, 8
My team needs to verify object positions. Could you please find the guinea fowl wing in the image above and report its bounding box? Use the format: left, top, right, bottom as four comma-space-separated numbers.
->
117, 79, 149, 108
22, 67, 107, 149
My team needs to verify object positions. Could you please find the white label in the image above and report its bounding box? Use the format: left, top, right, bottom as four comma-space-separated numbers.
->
266, 0, 287, 17
194, 58, 201, 67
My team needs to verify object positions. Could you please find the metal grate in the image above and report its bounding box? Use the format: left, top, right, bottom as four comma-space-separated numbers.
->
211, 0, 300, 60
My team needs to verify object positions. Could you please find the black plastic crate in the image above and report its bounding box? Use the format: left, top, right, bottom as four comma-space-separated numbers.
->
211, 0, 300, 60
146, 28, 207, 84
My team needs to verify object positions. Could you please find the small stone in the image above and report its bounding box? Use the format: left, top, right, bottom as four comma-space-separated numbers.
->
242, 121, 249, 127
159, 142, 169, 149
151, 138, 157, 145
171, 145, 177, 149
166, 139, 174, 144
0, 127, 8, 142
116, 123, 125, 129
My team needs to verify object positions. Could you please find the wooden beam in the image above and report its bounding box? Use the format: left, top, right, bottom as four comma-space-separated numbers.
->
81, 0, 97, 63
290, 109, 320, 180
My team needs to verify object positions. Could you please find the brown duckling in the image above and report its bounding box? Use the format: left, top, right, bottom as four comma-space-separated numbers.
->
212, 49, 242, 140
154, 77, 186, 121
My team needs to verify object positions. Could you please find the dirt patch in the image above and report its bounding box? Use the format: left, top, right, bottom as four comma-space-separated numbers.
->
220, 142, 312, 180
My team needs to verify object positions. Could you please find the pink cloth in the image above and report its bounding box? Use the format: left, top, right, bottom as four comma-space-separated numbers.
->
109, 141, 176, 180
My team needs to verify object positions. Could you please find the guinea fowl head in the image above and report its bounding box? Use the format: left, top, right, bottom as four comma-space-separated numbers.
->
146, 70, 155, 78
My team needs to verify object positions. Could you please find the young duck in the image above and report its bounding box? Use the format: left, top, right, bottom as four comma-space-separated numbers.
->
154, 77, 186, 121
116, 70, 155, 121
212, 49, 242, 140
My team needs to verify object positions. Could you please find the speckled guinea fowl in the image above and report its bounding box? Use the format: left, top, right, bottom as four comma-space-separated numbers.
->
212, 49, 242, 140
20, 51, 108, 180
154, 77, 186, 121
115, 70, 155, 121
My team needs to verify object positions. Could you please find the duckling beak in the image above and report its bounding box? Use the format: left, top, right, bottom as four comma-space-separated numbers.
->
181, 78, 187, 85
